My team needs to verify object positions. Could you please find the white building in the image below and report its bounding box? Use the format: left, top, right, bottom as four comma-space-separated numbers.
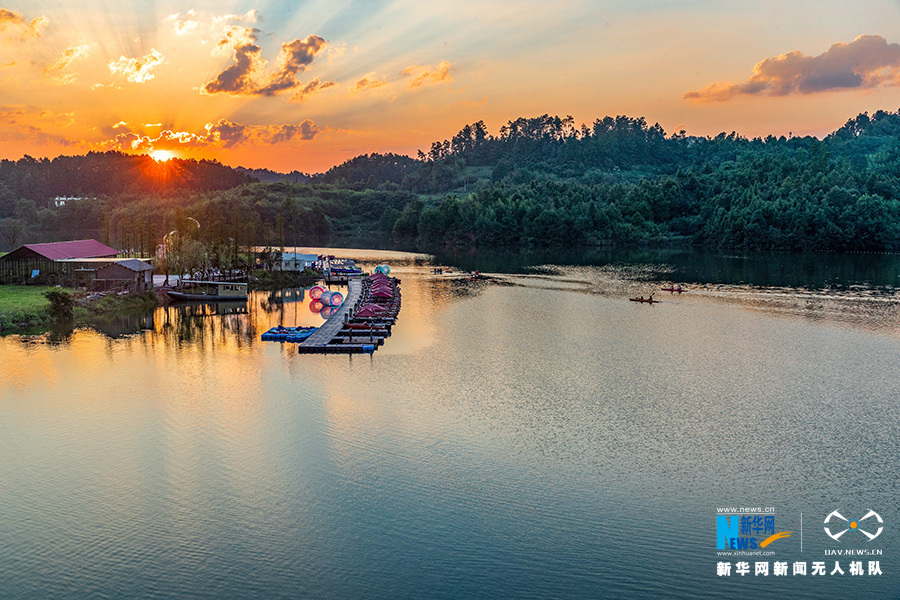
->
52, 196, 95, 207
278, 252, 319, 271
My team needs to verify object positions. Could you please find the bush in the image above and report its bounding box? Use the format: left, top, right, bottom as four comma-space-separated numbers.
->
43, 289, 75, 319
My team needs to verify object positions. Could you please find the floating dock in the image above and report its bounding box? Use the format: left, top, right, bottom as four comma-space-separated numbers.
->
297, 275, 400, 354
300, 279, 363, 348
323, 273, 363, 285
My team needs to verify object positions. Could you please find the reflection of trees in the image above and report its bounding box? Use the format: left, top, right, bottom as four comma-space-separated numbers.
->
150, 301, 252, 348
433, 246, 900, 290
45, 316, 75, 344
146, 290, 311, 350
258, 288, 307, 312
83, 311, 156, 339
12, 308, 156, 346
432, 278, 492, 302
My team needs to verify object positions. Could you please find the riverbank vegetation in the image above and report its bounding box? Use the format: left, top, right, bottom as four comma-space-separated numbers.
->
0, 286, 160, 334
3, 109, 900, 253
250, 268, 321, 291
0, 285, 55, 331
74, 291, 160, 317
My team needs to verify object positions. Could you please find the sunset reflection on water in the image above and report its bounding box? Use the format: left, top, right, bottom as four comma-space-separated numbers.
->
3, 249, 900, 599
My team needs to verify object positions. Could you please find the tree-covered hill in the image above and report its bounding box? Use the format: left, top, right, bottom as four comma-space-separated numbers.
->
315, 153, 418, 186
308, 109, 900, 251
4, 109, 900, 254
0, 151, 254, 208
235, 166, 311, 184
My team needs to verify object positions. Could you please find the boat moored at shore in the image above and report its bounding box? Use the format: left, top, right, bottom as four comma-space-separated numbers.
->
166, 280, 248, 301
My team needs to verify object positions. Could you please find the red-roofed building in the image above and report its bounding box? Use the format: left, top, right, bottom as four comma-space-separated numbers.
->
0, 239, 120, 284
17, 240, 117, 261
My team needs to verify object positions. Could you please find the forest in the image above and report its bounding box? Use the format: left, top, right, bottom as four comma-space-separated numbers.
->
2, 109, 900, 257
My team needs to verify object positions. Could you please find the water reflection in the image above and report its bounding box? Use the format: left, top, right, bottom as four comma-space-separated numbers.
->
434, 246, 900, 289
3, 248, 900, 600
479, 264, 900, 337
425, 246, 900, 338
257, 288, 307, 312
80, 311, 156, 339
9, 246, 900, 353
154, 301, 253, 347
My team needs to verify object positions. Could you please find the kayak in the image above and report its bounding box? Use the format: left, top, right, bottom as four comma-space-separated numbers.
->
629, 298, 660, 303
661, 287, 683, 292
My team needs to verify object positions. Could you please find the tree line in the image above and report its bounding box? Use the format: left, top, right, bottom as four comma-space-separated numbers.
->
3, 109, 900, 254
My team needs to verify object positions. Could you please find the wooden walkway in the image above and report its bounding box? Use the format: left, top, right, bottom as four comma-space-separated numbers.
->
299, 279, 362, 348
324, 273, 364, 285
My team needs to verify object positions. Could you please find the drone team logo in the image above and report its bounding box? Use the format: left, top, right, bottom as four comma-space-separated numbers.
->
824, 510, 884, 541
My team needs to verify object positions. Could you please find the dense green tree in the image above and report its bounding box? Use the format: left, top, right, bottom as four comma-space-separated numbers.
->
6, 109, 900, 253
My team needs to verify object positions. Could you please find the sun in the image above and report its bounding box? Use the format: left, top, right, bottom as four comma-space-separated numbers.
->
150, 149, 176, 162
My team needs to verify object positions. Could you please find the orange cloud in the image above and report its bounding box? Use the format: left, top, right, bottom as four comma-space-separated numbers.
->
401, 60, 453, 88
43, 44, 91, 84
256, 35, 327, 95
0, 7, 47, 39
686, 35, 900, 102
352, 73, 388, 92
205, 118, 320, 146
105, 130, 207, 153
95, 119, 320, 152
0, 107, 26, 122
0, 106, 78, 146
291, 78, 337, 102
202, 26, 263, 94
108, 49, 165, 83
202, 27, 326, 97
98, 130, 209, 154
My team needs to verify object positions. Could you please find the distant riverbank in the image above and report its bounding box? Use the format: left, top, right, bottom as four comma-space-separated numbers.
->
249, 269, 320, 291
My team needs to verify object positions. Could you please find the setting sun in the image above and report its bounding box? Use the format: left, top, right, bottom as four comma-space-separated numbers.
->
150, 149, 176, 162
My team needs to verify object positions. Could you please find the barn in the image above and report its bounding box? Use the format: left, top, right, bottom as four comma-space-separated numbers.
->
0, 240, 119, 284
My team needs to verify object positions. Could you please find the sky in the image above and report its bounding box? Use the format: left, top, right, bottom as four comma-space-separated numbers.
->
1, 0, 900, 172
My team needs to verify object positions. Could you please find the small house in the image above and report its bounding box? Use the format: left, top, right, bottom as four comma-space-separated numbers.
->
94, 259, 154, 292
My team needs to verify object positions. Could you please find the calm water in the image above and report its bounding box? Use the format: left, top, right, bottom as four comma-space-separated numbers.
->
1, 248, 899, 599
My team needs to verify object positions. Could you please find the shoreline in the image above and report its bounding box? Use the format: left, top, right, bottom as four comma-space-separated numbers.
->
0, 286, 160, 335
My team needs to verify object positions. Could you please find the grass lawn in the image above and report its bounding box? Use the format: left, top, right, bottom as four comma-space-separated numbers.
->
0, 285, 57, 332
0, 285, 53, 313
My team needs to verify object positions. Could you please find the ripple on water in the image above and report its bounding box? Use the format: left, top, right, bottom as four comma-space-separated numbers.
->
1, 258, 900, 599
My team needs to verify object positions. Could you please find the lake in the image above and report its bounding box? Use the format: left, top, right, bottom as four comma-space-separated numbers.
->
1, 247, 898, 599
